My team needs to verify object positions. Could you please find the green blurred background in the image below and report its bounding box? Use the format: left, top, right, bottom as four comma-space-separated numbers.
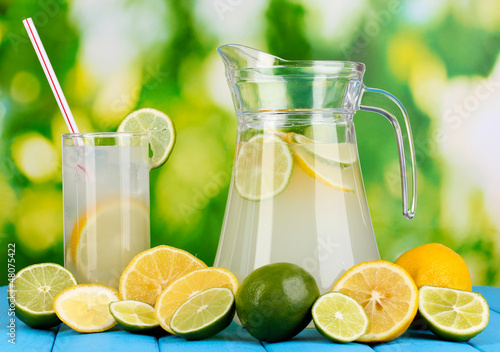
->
1, 0, 499, 286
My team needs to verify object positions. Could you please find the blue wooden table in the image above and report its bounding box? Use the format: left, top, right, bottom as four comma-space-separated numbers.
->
2, 285, 499, 351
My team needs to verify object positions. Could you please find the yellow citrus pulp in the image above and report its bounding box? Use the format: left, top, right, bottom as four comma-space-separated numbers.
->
332, 260, 418, 342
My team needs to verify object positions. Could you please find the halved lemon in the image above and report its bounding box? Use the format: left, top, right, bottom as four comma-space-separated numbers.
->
119, 245, 207, 306
234, 133, 293, 201
155, 267, 238, 334
332, 260, 419, 342
69, 198, 150, 289
53, 284, 121, 333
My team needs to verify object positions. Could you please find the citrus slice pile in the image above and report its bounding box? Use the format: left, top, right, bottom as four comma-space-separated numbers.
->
419, 285, 489, 341
234, 133, 293, 201
118, 108, 176, 169
332, 260, 419, 342
9, 263, 77, 329
312, 292, 368, 343
109, 300, 159, 332
119, 245, 207, 306
170, 287, 235, 340
53, 284, 120, 333
155, 267, 238, 334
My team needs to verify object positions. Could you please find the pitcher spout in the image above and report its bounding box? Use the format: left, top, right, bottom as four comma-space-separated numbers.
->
217, 44, 282, 72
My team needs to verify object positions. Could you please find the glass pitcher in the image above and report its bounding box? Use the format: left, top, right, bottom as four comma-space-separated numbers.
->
215, 44, 416, 292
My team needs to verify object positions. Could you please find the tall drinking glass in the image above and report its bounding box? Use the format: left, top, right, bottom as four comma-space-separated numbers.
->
62, 132, 151, 289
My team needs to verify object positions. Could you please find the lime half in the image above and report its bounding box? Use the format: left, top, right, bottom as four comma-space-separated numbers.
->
118, 108, 176, 169
109, 300, 159, 333
170, 287, 235, 340
312, 292, 368, 343
419, 285, 489, 341
287, 132, 357, 167
8, 263, 77, 329
234, 134, 293, 201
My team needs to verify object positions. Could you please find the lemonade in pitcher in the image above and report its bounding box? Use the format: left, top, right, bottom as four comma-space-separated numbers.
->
216, 123, 379, 291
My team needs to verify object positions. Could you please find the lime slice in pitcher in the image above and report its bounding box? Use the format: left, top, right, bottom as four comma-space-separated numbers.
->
287, 132, 357, 167
234, 134, 293, 201
8, 263, 77, 329
118, 108, 176, 169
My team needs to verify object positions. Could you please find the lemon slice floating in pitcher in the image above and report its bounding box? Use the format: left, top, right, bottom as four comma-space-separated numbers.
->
419, 285, 489, 341
285, 133, 354, 192
118, 108, 176, 169
234, 133, 293, 201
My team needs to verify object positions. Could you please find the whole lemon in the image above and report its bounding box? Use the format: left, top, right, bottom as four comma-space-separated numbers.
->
395, 243, 472, 291
235, 262, 320, 342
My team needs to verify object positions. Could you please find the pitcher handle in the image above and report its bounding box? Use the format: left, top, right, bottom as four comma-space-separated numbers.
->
359, 86, 417, 219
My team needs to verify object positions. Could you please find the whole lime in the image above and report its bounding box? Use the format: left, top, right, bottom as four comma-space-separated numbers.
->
235, 262, 320, 342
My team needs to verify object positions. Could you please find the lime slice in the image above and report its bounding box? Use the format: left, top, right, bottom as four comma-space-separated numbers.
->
419, 285, 489, 341
109, 300, 159, 332
54, 284, 121, 333
169, 287, 235, 340
287, 132, 357, 167
285, 134, 354, 192
234, 133, 293, 201
70, 198, 150, 289
312, 292, 368, 343
118, 108, 176, 169
8, 263, 77, 329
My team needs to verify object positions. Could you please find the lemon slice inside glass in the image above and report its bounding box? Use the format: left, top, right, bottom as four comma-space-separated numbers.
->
109, 300, 159, 332
170, 287, 235, 340
70, 198, 150, 289
312, 291, 368, 343
234, 133, 293, 201
118, 108, 176, 169
8, 263, 77, 329
419, 285, 489, 341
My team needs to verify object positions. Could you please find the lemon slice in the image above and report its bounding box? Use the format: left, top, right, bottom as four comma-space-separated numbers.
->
70, 199, 150, 289
285, 133, 354, 192
312, 292, 368, 343
118, 108, 176, 169
170, 287, 235, 340
234, 133, 293, 201
53, 284, 121, 333
109, 300, 159, 332
419, 285, 489, 341
155, 267, 238, 334
8, 263, 77, 329
333, 260, 419, 343
287, 132, 357, 167
119, 245, 207, 306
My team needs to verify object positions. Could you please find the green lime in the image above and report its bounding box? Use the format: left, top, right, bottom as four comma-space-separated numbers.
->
234, 134, 293, 201
312, 292, 368, 343
118, 108, 176, 169
8, 263, 77, 329
109, 300, 159, 333
170, 287, 235, 340
235, 262, 320, 342
419, 285, 489, 341
287, 132, 357, 167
